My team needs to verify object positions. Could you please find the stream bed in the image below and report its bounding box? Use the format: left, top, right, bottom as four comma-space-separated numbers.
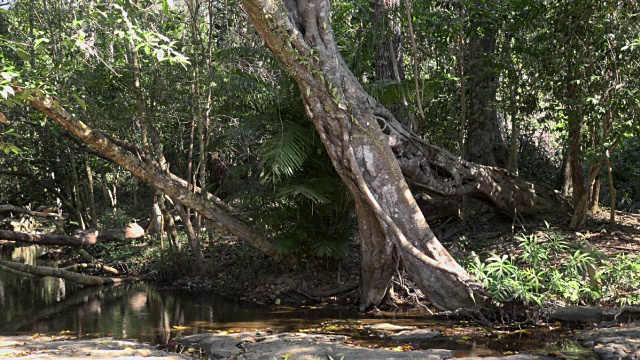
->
0, 244, 598, 358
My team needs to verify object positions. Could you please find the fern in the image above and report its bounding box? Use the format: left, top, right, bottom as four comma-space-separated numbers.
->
261, 122, 314, 182
278, 183, 332, 204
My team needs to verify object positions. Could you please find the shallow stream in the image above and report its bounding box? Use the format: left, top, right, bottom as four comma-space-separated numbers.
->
0, 244, 597, 358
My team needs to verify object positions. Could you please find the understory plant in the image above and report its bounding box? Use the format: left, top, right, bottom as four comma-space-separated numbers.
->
466, 222, 640, 307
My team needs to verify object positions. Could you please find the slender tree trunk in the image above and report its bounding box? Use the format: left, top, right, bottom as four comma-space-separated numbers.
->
561, 145, 572, 197
457, 4, 466, 159
506, 38, 519, 176
84, 156, 97, 226
404, 0, 424, 133
101, 173, 116, 208
373, 0, 410, 127
456, 4, 469, 223
158, 196, 181, 250
589, 175, 600, 213
605, 155, 616, 224
69, 148, 87, 229
174, 202, 205, 268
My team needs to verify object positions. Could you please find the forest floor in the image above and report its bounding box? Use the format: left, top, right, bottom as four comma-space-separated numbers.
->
162, 204, 640, 312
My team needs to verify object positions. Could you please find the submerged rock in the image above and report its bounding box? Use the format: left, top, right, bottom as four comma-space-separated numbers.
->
366, 323, 416, 331
387, 328, 441, 341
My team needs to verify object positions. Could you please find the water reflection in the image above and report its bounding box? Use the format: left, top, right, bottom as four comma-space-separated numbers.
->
0, 244, 370, 344
0, 245, 596, 358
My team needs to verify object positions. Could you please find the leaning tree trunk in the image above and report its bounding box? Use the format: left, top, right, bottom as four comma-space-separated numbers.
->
21, 90, 279, 259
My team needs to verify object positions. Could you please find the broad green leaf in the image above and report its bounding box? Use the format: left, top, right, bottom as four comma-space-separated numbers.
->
72, 94, 87, 110
34, 37, 49, 49
162, 0, 169, 15
16, 49, 30, 61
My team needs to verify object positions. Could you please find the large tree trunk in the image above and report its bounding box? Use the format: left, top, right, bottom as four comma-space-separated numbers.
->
244, 0, 487, 310
243, 0, 571, 309
465, 9, 507, 168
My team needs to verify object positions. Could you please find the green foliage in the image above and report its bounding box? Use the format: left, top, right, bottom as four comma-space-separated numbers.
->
467, 225, 640, 307
600, 254, 640, 306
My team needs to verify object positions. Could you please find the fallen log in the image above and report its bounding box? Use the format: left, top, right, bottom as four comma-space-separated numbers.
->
547, 306, 640, 323
0, 223, 144, 246
0, 263, 41, 279
0, 204, 64, 219
0, 259, 128, 286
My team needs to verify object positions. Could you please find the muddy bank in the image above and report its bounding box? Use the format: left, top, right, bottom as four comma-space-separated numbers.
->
0, 335, 191, 359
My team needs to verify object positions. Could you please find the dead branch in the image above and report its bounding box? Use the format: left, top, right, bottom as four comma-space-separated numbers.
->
63, 263, 120, 275
0, 259, 126, 286
0, 223, 144, 247
0, 204, 63, 219
0, 263, 41, 279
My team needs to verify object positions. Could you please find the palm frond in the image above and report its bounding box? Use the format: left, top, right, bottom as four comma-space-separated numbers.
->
312, 238, 349, 258
261, 122, 314, 182
278, 184, 331, 204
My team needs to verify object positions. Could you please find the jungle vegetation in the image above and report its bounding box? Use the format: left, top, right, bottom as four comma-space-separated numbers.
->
0, 0, 639, 311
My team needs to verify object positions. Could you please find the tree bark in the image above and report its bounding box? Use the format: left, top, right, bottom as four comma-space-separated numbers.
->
84, 156, 97, 226
561, 145, 572, 197
0, 223, 144, 246
63, 263, 120, 275
605, 155, 616, 224
372, 0, 411, 128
